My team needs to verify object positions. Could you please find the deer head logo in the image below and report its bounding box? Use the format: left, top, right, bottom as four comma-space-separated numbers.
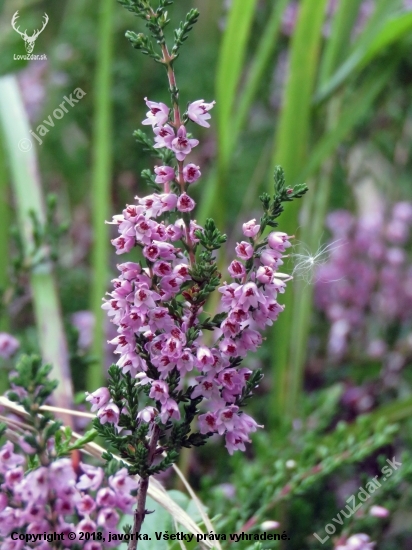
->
11, 11, 49, 54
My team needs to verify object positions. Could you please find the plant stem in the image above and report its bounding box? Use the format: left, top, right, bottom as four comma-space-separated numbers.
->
129, 424, 160, 550
159, 42, 196, 266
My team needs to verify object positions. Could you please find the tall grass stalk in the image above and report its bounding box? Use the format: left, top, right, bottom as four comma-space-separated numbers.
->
0, 75, 73, 414
270, 0, 328, 426
0, 132, 10, 393
89, 0, 114, 390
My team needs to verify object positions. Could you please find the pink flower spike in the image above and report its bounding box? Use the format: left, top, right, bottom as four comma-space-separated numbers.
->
171, 126, 199, 161
154, 165, 175, 184
183, 164, 201, 183
177, 193, 196, 212
142, 97, 170, 127
187, 99, 216, 128
242, 219, 260, 238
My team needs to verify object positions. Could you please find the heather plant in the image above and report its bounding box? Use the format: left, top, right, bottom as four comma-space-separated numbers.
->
0, 355, 132, 550
2, 0, 412, 548
86, 0, 308, 544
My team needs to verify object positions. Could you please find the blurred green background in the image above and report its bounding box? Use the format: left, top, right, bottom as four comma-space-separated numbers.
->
1, 0, 412, 547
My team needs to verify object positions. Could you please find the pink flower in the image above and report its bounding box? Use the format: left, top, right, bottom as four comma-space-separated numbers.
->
369, 505, 389, 518
159, 193, 178, 213
143, 243, 160, 261
137, 406, 157, 423
179, 349, 195, 374
235, 282, 266, 309
187, 99, 215, 128
267, 231, 292, 252
149, 380, 169, 404
242, 219, 260, 238
96, 487, 117, 507
77, 518, 97, 536
335, 534, 375, 550
85, 387, 111, 412
97, 403, 120, 425
216, 405, 239, 434
198, 412, 218, 433
142, 97, 170, 127
153, 261, 172, 277
154, 165, 175, 184
256, 266, 274, 284
159, 398, 180, 423
260, 248, 283, 268
235, 241, 254, 260
0, 333, 19, 359
218, 282, 240, 310
219, 338, 237, 357
183, 164, 201, 183
154, 124, 175, 149
97, 508, 119, 529
134, 285, 160, 310
171, 126, 199, 161
190, 220, 203, 242
196, 346, 215, 370
111, 234, 136, 255
77, 464, 105, 491
109, 468, 139, 495
166, 223, 183, 241
237, 329, 262, 356
76, 494, 96, 515
0, 442, 25, 472
225, 430, 249, 455
177, 193, 196, 212
228, 260, 246, 278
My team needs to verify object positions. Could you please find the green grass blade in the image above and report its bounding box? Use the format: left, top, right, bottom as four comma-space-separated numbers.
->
0, 75, 73, 412
272, 0, 329, 186
316, 7, 411, 103
300, 63, 394, 182
89, 0, 114, 391
206, 0, 257, 228
318, 0, 363, 86
0, 131, 10, 392
216, 0, 258, 169
233, 0, 289, 139
269, 0, 328, 427
200, 0, 284, 227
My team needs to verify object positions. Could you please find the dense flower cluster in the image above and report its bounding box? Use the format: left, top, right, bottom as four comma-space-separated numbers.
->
0, 441, 137, 550
89, 97, 293, 454
315, 203, 412, 360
